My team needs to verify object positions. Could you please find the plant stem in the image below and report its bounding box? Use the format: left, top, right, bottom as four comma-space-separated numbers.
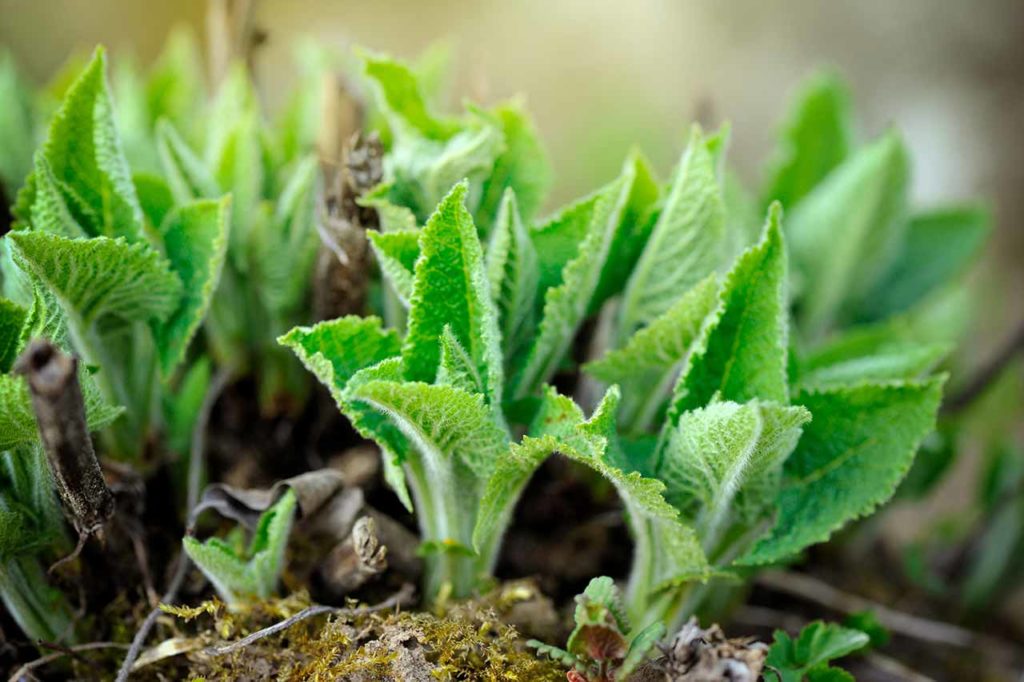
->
0, 555, 74, 643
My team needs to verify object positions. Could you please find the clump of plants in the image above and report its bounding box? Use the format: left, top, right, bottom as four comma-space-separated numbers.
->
0, 27, 1005, 682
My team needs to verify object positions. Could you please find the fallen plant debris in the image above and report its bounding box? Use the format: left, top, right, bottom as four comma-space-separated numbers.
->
0, 15, 1020, 682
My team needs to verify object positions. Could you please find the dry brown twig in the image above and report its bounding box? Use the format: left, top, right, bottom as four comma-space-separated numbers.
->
13, 340, 114, 571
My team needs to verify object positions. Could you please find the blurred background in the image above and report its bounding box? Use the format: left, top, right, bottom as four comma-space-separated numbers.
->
3, 0, 1023, 626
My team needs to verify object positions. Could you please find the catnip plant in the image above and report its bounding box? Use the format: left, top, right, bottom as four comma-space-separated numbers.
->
283, 52, 954, 625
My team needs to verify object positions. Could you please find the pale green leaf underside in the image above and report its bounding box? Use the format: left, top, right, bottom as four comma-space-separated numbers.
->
740, 377, 943, 565
367, 229, 420, 306
350, 379, 508, 484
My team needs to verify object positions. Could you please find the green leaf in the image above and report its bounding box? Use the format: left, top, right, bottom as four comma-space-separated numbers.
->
145, 27, 205, 133
473, 99, 552, 226
796, 321, 949, 390
567, 575, 629, 653
485, 189, 538, 357
279, 316, 402, 406
472, 434, 561, 554
361, 52, 459, 141
367, 229, 420, 307
620, 620, 666, 677
669, 204, 789, 417
512, 172, 635, 398
133, 172, 175, 230
535, 387, 711, 591
787, 132, 909, 338
401, 182, 504, 410
32, 47, 144, 241
210, 112, 265, 261
253, 155, 319, 316
660, 400, 809, 555
350, 380, 508, 484
436, 327, 485, 395
246, 489, 298, 595
358, 182, 418, 232
765, 621, 869, 682
183, 489, 298, 603
156, 118, 219, 204
860, 203, 991, 321
25, 155, 87, 238
740, 377, 944, 565
0, 298, 28, 373
0, 51, 36, 192
618, 126, 726, 339
279, 318, 408, 507
762, 72, 852, 210
586, 275, 719, 432
8, 231, 183, 326
153, 197, 230, 375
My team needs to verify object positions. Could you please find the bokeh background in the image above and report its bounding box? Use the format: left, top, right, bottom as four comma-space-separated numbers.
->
2, 0, 1023, 573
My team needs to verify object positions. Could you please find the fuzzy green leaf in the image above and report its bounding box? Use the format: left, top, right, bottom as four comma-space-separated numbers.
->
787, 133, 909, 338
796, 322, 949, 390
0, 298, 27, 373
183, 489, 297, 603
8, 231, 183, 326
472, 434, 561, 554
362, 52, 458, 141
280, 318, 407, 507
512, 172, 635, 398
659, 400, 810, 554
253, 156, 319, 316
401, 182, 504, 410
23, 156, 86, 238
618, 126, 725, 339
535, 387, 711, 590
485, 189, 538, 357
31, 47, 144, 241
586, 275, 719, 432
670, 204, 789, 417
860, 203, 991, 321
279, 316, 402, 407
0, 51, 36, 192
350, 380, 508, 484
156, 118, 219, 204
762, 73, 852, 210
473, 99, 552, 226
133, 172, 175, 230
367, 229, 420, 306
153, 197, 230, 375
741, 377, 943, 565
